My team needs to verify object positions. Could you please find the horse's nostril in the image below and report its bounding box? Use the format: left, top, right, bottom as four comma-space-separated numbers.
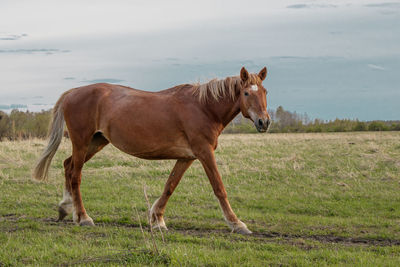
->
258, 119, 263, 127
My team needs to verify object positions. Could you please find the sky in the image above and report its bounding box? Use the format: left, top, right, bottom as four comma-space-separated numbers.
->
0, 0, 399, 120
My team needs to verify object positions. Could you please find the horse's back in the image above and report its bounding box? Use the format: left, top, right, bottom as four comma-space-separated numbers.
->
63, 83, 175, 117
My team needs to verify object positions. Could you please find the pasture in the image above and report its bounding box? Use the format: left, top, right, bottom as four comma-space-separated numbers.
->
0, 132, 400, 266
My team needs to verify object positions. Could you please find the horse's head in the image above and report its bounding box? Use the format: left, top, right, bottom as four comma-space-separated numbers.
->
238, 67, 271, 132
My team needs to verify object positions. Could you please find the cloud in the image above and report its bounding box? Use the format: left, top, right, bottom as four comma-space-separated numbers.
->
165, 57, 180, 61
271, 56, 310, 60
19, 96, 43, 100
367, 64, 386, 70
287, 4, 337, 9
364, 2, 400, 8
81, 78, 124, 83
0, 48, 70, 54
0, 33, 28, 41
287, 4, 309, 9
63, 77, 75, 80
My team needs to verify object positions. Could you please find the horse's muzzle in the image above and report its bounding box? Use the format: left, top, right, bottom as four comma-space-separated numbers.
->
255, 118, 271, 133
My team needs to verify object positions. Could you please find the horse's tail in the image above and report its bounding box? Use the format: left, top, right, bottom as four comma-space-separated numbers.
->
33, 91, 68, 181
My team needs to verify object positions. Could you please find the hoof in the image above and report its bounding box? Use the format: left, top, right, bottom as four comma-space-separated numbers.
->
79, 217, 95, 226
152, 220, 168, 231
234, 226, 252, 235
229, 220, 253, 235
57, 206, 68, 222
149, 199, 168, 230
151, 215, 168, 231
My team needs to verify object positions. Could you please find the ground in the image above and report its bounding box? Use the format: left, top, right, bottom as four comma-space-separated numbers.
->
0, 132, 400, 266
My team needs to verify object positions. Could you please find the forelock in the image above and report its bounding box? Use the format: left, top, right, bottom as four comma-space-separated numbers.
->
245, 74, 262, 85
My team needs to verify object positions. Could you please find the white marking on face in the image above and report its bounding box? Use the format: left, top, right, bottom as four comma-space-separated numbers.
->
248, 109, 258, 122
251, 85, 258, 91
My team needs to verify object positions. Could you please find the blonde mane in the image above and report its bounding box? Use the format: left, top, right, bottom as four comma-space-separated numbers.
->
193, 76, 239, 103
192, 74, 261, 102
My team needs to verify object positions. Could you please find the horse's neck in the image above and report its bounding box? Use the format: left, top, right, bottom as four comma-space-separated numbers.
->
205, 96, 241, 129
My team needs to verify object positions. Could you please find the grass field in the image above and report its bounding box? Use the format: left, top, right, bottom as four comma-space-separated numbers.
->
1, 132, 400, 266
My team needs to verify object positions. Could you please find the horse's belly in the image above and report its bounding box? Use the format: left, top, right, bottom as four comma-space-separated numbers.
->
103, 130, 196, 160
99, 101, 196, 160
129, 146, 196, 160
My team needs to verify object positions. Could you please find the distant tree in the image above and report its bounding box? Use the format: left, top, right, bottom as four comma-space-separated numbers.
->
390, 122, 400, 131
368, 121, 388, 131
6, 109, 52, 140
0, 111, 11, 140
353, 120, 367, 131
270, 106, 304, 133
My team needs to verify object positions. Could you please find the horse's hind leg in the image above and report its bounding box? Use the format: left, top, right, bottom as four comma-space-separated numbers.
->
83, 133, 109, 162
58, 133, 109, 223
67, 145, 94, 225
150, 159, 193, 229
58, 156, 73, 221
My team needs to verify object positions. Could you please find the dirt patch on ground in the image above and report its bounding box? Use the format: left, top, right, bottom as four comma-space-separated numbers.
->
2, 214, 400, 248
253, 232, 400, 247
0, 213, 18, 222
173, 228, 400, 247
97, 220, 400, 247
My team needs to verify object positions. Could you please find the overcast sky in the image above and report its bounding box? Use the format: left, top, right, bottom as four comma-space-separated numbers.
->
0, 0, 399, 120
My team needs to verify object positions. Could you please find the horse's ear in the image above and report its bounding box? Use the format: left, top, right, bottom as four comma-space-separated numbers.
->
240, 67, 249, 82
258, 67, 267, 81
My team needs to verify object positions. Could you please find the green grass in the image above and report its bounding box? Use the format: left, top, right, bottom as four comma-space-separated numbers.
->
1, 132, 400, 266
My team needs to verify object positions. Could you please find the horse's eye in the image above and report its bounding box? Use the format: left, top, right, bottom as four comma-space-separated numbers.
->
244, 92, 249, 96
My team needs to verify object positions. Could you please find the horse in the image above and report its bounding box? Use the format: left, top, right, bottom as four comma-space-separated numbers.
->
33, 67, 271, 234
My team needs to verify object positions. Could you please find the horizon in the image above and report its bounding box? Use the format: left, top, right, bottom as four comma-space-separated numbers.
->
0, 0, 399, 121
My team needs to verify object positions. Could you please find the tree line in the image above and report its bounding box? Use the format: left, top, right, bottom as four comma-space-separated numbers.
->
0, 109, 51, 140
224, 106, 400, 134
0, 106, 399, 140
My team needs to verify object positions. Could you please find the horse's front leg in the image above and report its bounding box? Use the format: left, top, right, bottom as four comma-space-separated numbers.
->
150, 159, 194, 230
196, 147, 252, 234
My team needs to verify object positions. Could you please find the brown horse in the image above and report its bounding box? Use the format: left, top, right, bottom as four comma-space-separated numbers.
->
33, 67, 270, 234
